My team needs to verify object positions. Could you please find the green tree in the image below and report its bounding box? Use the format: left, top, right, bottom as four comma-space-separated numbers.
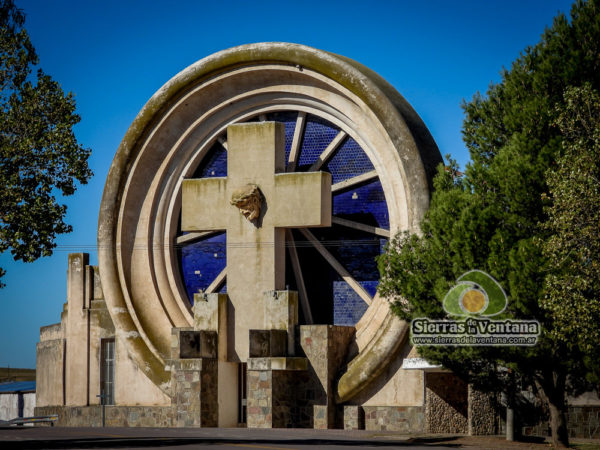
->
378, 1, 600, 447
542, 83, 600, 384
0, 0, 92, 286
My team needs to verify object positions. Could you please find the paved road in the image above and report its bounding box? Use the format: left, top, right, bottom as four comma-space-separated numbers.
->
0, 426, 562, 449
0, 427, 463, 450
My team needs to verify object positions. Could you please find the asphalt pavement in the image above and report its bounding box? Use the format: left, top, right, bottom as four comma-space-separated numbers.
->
0, 425, 571, 450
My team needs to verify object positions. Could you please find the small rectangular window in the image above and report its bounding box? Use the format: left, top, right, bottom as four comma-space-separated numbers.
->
100, 338, 115, 405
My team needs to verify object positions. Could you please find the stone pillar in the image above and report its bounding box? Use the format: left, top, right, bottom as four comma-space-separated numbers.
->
192, 292, 238, 427
247, 290, 312, 428
169, 328, 218, 427
468, 384, 497, 435
264, 290, 298, 355
65, 253, 90, 406
246, 357, 309, 428
300, 325, 355, 429
193, 293, 228, 361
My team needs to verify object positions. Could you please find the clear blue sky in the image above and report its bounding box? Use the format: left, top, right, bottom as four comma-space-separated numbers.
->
1, 0, 574, 368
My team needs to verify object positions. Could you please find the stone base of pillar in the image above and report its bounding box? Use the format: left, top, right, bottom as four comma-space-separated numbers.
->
169, 358, 218, 427
300, 325, 355, 429
343, 405, 365, 430
169, 327, 219, 427
246, 357, 310, 428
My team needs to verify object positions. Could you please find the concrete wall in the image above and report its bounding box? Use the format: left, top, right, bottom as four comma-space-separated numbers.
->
114, 336, 171, 406
36, 255, 171, 410
36, 323, 64, 408
0, 393, 35, 420
352, 341, 424, 407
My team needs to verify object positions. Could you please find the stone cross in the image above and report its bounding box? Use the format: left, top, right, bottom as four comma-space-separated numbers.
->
182, 122, 331, 361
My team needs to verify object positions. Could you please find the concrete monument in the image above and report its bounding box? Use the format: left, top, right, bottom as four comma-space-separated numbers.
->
34, 42, 496, 431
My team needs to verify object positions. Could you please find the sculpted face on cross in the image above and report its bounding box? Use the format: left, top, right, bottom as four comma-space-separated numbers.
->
182, 122, 331, 361
230, 184, 262, 222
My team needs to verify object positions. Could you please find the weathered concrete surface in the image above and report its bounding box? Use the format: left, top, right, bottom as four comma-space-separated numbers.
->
182, 123, 330, 362
349, 340, 424, 407
36, 255, 170, 410
96, 43, 441, 398
0, 392, 35, 420
193, 293, 228, 361
300, 325, 355, 429
65, 253, 89, 406
264, 290, 299, 356
36, 324, 64, 408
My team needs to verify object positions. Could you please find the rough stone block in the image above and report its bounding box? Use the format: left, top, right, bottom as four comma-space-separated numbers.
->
171, 328, 217, 359
264, 290, 298, 355
344, 405, 365, 430
313, 404, 328, 429
249, 329, 287, 357
193, 293, 228, 361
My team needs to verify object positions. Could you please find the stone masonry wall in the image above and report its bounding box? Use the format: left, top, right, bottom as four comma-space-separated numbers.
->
171, 358, 218, 427
425, 372, 468, 433
363, 406, 424, 432
247, 368, 313, 428
35, 405, 174, 427
247, 369, 272, 428
468, 384, 497, 435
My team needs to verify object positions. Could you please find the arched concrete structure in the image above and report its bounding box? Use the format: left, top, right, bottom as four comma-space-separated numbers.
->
98, 42, 442, 400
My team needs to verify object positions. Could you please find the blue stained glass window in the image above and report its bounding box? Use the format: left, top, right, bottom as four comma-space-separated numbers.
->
325, 137, 374, 184
180, 232, 226, 304
266, 111, 297, 164
297, 117, 339, 170
332, 179, 390, 229
194, 142, 227, 178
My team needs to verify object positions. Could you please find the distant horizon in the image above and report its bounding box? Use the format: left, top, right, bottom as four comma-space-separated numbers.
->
1, 0, 575, 368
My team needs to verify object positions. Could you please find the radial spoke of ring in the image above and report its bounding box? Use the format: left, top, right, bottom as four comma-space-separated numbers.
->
176, 230, 222, 246
205, 267, 226, 294
331, 169, 378, 193
298, 228, 372, 306
309, 130, 347, 172
287, 112, 306, 172
286, 230, 313, 324
332, 216, 390, 238
217, 135, 228, 151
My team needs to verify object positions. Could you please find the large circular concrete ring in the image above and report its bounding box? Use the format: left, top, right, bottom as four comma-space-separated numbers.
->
98, 42, 442, 400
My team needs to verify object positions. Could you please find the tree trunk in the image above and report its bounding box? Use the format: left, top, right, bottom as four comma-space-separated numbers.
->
535, 371, 569, 448
548, 399, 569, 448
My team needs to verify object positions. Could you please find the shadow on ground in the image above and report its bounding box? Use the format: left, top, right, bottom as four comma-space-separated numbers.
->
0, 435, 463, 449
